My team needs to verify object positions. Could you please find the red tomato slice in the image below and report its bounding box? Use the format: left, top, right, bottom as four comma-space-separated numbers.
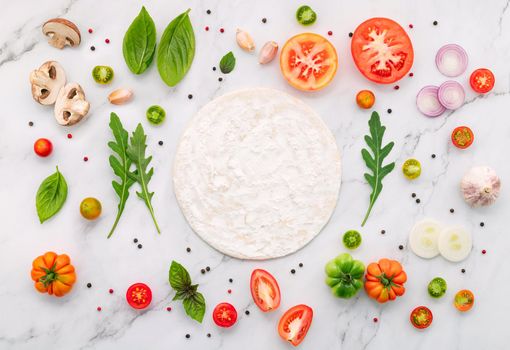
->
250, 269, 281, 312
451, 126, 474, 149
126, 283, 152, 309
410, 306, 433, 329
212, 302, 237, 328
470, 68, 495, 93
351, 18, 414, 84
280, 33, 338, 91
278, 304, 313, 346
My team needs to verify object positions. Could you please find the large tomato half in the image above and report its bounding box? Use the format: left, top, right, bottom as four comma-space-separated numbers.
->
278, 304, 313, 347
280, 33, 338, 91
250, 269, 281, 312
351, 18, 414, 84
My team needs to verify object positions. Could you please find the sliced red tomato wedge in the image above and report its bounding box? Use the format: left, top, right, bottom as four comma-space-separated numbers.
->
351, 18, 414, 84
250, 269, 281, 312
451, 126, 474, 149
470, 68, 495, 93
212, 302, 238, 328
126, 282, 152, 309
280, 33, 338, 91
278, 304, 313, 346
410, 306, 433, 329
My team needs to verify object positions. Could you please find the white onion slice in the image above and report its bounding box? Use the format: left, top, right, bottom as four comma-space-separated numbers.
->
416, 85, 446, 117
438, 81, 465, 110
436, 44, 468, 77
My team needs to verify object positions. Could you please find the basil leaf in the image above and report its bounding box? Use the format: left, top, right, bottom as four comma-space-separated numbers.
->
219, 51, 236, 74
157, 9, 195, 87
183, 292, 206, 323
36, 166, 68, 223
123, 6, 157, 74
169, 260, 192, 290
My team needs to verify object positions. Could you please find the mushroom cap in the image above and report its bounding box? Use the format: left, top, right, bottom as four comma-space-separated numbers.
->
29, 61, 66, 105
42, 18, 81, 49
54, 83, 90, 126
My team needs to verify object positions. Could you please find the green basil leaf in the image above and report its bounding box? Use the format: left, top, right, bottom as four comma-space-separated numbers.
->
183, 292, 206, 323
169, 260, 192, 291
157, 9, 195, 87
123, 6, 157, 74
219, 51, 236, 74
36, 166, 68, 223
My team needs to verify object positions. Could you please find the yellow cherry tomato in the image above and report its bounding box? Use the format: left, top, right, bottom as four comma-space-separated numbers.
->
402, 159, 421, 180
356, 90, 375, 109
80, 197, 102, 220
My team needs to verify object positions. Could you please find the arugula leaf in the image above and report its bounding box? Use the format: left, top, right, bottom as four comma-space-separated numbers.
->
157, 9, 195, 87
169, 260, 206, 323
107, 113, 136, 238
122, 6, 157, 74
219, 51, 236, 74
36, 166, 68, 223
361, 111, 395, 226
126, 123, 160, 233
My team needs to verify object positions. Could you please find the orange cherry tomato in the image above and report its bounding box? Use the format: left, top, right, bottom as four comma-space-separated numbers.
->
410, 306, 433, 329
280, 33, 338, 91
126, 283, 152, 309
356, 90, 375, 109
451, 126, 474, 149
31, 251, 76, 297
278, 304, 313, 347
250, 269, 281, 312
212, 302, 238, 328
364, 258, 407, 303
34, 138, 53, 157
469, 68, 494, 94
454, 289, 474, 312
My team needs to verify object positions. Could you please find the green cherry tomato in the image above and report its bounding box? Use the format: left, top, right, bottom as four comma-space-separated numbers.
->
342, 230, 362, 250
402, 158, 421, 180
146, 105, 166, 125
428, 277, 447, 298
92, 65, 114, 84
296, 5, 317, 26
80, 197, 102, 220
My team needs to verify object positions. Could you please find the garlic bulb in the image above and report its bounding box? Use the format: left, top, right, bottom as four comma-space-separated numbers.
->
461, 166, 501, 207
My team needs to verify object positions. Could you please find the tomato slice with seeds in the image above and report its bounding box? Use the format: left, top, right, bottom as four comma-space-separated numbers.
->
351, 18, 414, 84
454, 289, 474, 312
278, 304, 313, 346
280, 33, 338, 91
451, 126, 474, 149
126, 282, 152, 309
470, 68, 495, 93
410, 306, 433, 329
250, 269, 281, 312
212, 302, 238, 328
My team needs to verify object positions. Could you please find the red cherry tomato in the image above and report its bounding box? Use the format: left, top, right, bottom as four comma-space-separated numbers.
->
126, 283, 152, 309
212, 302, 237, 328
469, 68, 495, 93
34, 138, 53, 157
451, 126, 474, 149
278, 304, 313, 346
250, 269, 281, 312
410, 306, 433, 329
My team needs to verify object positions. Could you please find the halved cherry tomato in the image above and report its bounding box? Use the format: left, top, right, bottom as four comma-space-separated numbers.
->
212, 302, 237, 328
280, 33, 338, 91
454, 289, 474, 312
126, 282, 152, 309
34, 138, 53, 157
451, 126, 474, 149
351, 18, 414, 84
278, 304, 313, 347
469, 68, 495, 94
250, 269, 281, 312
356, 90, 375, 109
410, 306, 433, 329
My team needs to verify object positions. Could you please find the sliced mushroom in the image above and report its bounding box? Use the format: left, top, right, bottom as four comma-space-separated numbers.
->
29, 61, 66, 105
54, 83, 90, 126
42, 18, 81, 49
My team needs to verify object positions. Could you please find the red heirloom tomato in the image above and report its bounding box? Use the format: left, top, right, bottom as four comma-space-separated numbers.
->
34, 138, 53, 157
250, 269, 281, 312
469, 68, 495, 93
126, 283, 152, 309
351, 18, 414, 84
278, 304, 313, 347
212, 302, 238, 328
410, 306, 433, 329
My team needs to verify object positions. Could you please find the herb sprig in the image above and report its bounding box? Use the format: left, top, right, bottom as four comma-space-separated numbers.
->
169, 261, 206, 323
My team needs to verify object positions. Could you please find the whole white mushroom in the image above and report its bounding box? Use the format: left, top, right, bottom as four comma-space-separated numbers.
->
461, 166, 501, 207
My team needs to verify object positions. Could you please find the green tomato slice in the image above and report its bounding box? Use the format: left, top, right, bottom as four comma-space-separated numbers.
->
342, 230, 362, 249
92, 65, 114, 84
402, 158, 421, 180
428, 277, 447, 298
146, 105, 166, 125
296, 5, 317, 25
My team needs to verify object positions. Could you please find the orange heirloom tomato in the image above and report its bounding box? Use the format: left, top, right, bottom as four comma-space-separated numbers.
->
364, 258, 407, 303
31, 252, 76, 297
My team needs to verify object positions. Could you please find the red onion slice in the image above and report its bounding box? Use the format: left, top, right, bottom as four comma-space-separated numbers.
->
416, 85, 446, 117
436, 44, 468, 77
438, 81, 465, 110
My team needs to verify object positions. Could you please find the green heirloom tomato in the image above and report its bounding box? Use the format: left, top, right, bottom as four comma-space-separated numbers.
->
325, 253, 365, 299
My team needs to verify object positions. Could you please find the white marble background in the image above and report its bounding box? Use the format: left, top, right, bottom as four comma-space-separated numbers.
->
0, 0, 509, 349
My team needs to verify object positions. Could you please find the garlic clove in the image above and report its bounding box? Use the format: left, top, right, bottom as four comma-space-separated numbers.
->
258, 41, 278, 64
108, 88, 133, 105
236, 29, 255, 52
460, 166, 501, 207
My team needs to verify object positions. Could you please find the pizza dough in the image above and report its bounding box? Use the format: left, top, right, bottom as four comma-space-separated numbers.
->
173, 88, 341, 259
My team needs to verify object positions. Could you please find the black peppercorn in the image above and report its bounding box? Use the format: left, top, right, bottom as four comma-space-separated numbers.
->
207, 333, 211, 338
90, 46, 95, 51
381, 230, 386, 234
158, 140, 163, 146
299, 263, 303, 267
398, 245, 404, 250
206, 266, 211, 272
450, 208, 454, 213
212, 66, 216, 71
411, 193, 416, 198
387, 108, 392, 114
185, 334, 190, 339
201, 269, 206, 274
245, 310, 250, 315
431, 154, 436, 159
137, 244, 142, 249
186, 247, 191, 253
87, 283, 92, 288
188, 94, 193, 99
133, 238, 138, 243
262, 18, 267, 23
480, 222, 485, 227
348, 32, 353, 37
206, 9, 211, 14
291, 269, 296, 274
461, 268, 466, 273
433, 20, 438, 26
229, 278, 233, 283
28, 121, 34, 126
218, 77, 223, 82
416, 198, 421, 204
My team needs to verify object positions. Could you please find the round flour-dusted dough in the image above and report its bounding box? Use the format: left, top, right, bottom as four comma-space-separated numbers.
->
173, 88, 341, 259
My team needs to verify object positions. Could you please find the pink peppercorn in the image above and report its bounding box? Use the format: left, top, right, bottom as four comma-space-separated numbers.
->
373, 317, 378, 323
97, 306, 102, 311
482, 249, 486, 254
105, 38, 110, 44
167, 307, 172, 311
205, 26, 209, 31
394, 85, 400, 90
220, 28, 224, 33
67, 133, 72, 139
409, 24, 414, 29
88, 28, 93, 33
409, 72, 414, 77
327, 30, 333, 36
83, 156, 88, 162
227, 289, 232, 294
109, 289, 114, 294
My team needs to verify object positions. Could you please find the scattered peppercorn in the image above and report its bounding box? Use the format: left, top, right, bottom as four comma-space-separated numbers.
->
158, 141, 163, 146
205, 26, 209, 31
245, 310, 250, 315
201, 269, 206, 274
299, 263, 303, 268
134, 238, 138, 243
109, 289, 114, 294
262, 18, 267, 23
188, 94, 193, 99
229, 278, 233, 283
90, 46, 95, 51
482, 249, 486, 254
387, 108, 392, 114
97, 306, 102, 311
373, 317, 378, 323
137, 244, 142, 249
87, 283, 92, 288
185, 334, 190, 339
409, 72, 414, 77
227, 289, 232, 294
83, 156, 89, 162
433, 20, 438, 26
411, 193, 416, 198
207, 333, 211, 338
212, 66, 217, 71
220, 28, 225, 33
88, 28, 93, 34
327, 30, 333, 36
398, 245, 404, 250
394, 85, 400, 90
105, 38, 110, 44
186, 247, 191, 253
206, 9, 211, 14
450, 208, 455, 213
290, 269, 296, 274
167, 306, 172, 311
29, 121, 34, 126
461, 268, 466, 273
431, 154, 436, 158
409, 24, 414, 29
67, 133, 73, 139
206, 266, 211, 272
348, 32, 353, 37
218, 77, 223, 82
416, 198, 421, 204
480, 222, 485, 227
381, 229, 386, 234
